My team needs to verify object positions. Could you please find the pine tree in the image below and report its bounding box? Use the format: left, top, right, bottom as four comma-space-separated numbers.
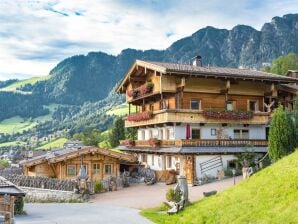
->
109, 117, 125, 148
268, 105, 295, 161
294, 95, 298, 147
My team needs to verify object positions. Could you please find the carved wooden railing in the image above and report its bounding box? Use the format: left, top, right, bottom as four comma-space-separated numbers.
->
130, 139, 268, 148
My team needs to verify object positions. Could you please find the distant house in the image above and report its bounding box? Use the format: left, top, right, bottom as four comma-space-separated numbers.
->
20, 146, 137, 182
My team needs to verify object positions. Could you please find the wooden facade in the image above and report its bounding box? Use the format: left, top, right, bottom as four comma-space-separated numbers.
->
21, 147, 137, 182
116, 59, 298, 185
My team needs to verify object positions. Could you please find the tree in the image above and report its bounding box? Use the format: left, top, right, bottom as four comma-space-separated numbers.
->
73, 128, 102, 146
268, 105, 295, 161
294, 95, 298, 147
109, 117, 125, 148
264, 53, 298, 75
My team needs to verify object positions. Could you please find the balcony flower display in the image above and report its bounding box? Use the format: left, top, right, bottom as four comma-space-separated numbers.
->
120, 139, 134, 147
127, 89, 139, 98
148, 138, 160, 147
126, 82, 154, 98
203, 109, 254, 120
139, 82, 154, 95
127, 111, 153, 122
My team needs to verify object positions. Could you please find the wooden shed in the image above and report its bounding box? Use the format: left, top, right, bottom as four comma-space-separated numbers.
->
0, 176, 25, 224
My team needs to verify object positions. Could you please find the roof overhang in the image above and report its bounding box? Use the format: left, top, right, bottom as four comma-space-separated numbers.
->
20, 147, 138, 167
115, 60, 166, 93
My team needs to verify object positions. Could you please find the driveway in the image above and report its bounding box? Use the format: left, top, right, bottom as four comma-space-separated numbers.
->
16, 177, 241, 224
91, 176, 242, 209
16, 203, 152, 224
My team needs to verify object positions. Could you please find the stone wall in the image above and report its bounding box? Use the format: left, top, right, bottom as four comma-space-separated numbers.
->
21, 187, 84, 203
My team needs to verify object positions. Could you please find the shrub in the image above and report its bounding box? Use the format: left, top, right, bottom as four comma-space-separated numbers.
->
14, 197, 25, 215
166, 188, 180, 203
94, 181, 104, 193
224, 168, 242, 177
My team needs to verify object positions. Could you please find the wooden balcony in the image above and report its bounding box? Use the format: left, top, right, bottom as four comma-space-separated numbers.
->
125, 109, 271, 127
128, 139, 268, 148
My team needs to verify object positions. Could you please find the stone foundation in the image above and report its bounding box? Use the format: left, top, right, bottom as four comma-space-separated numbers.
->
21, 187, 84, 203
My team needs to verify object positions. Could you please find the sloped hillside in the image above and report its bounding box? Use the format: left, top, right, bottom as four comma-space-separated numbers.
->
142, 150, 298, 224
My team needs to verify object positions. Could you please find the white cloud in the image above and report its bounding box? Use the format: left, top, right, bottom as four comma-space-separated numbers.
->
0, 0, 297, 80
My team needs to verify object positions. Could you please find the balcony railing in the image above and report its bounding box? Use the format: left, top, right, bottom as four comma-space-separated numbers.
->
121, 139, 268, 148
125, 109, 271, 127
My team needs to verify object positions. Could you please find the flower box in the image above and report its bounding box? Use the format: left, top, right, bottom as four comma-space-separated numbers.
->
120, 139, 134, 147
148, 138, 160, 147
127, 111, 153, 122
126, 82, 154, 98
203, 110, 253, 120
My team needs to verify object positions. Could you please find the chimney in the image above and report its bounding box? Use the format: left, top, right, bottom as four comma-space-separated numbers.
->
191, 55, 202, 67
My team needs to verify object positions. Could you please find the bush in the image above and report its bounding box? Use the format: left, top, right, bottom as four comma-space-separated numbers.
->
94, 181, 104, 193
224, 168, 242, 177
14, 197, 25, 215
166, 188, 180, 203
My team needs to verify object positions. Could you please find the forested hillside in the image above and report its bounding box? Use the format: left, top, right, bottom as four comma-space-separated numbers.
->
1, 13, 298, 142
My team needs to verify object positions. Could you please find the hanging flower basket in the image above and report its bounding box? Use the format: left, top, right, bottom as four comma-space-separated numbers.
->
203, 110, 254, 120
127, 111, 153, 122
148, 138, 160, 147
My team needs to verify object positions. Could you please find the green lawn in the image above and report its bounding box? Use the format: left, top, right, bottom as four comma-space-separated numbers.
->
106, 103, 137, 116
37, 138, 68, 150
142, 150, 298, 224
0, 76, 50, 93
0, 104, 59, 134
0, 116, 38, 134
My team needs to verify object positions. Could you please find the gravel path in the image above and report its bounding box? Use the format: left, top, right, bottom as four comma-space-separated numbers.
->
91, 176, 242, 209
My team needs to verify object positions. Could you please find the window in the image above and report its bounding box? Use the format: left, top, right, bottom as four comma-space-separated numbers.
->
159, 129, 163, 140
249, 101, 258, 111
234, 129, 249, 139
92, 163, 100, 174
191, 129, 201, 139
67, 165, 76, 176
226, 101, 234, 111
104, 164, 112, 175
142, 154, 147, 163
148, 130, 152, 139
167, 156, 172, 168
190, 99, 200, 110
211, 129, 217, 136
141, 130, 145, 140
151, 155, 155, 166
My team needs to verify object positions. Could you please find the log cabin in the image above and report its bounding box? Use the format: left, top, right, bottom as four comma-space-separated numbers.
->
20, 145, 137, 182
116, 56, 298, 185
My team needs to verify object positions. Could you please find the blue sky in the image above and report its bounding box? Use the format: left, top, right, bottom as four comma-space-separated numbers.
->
0, 0, 298, 80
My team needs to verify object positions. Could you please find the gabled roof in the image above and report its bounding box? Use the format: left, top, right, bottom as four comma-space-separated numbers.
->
116, 60, 298, 93
20, 146, 137, 167
0, 176, 25, 196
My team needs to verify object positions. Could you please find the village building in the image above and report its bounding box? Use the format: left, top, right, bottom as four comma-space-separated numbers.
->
116, 56, 298, 185
20, 145, 137, 182
0, 176, 25, 224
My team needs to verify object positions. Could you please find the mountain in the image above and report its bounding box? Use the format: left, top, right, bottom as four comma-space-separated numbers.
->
1, 13, 298, 138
